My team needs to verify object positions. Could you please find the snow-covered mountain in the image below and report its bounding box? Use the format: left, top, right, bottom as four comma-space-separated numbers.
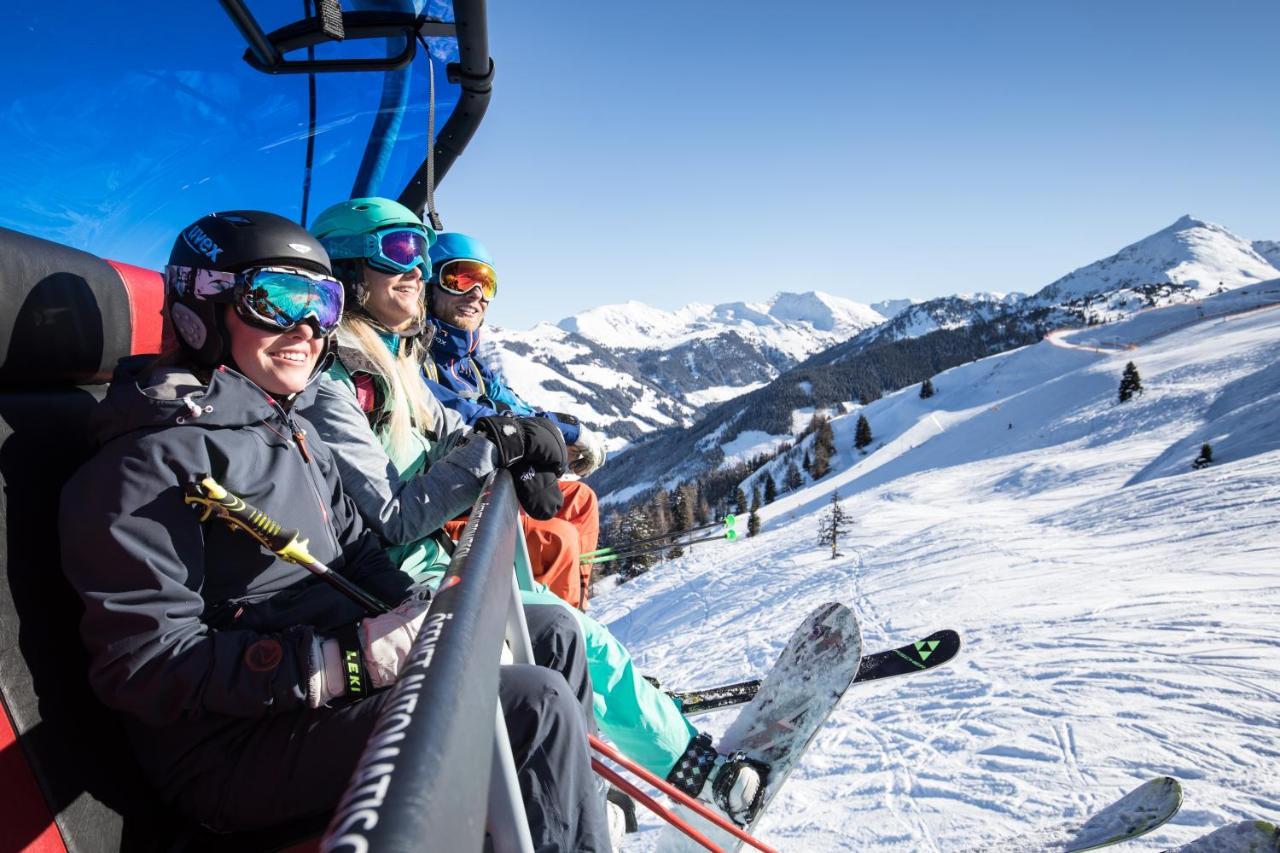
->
482, 291, 885, 452
851, 291, 1025, 350
586, 216, 1280, 503
558, 291, 884, 358
1253, 239, 1280, 269
483, 217, 1278, 468
1030, 215, 1278, 311
598, 281, 1280, 850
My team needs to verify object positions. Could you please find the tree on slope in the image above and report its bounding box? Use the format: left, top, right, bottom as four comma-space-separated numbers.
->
811, 416, 836, 479
748, 487, 761, 537
817, 490, 853, 559
1118, 361, 1143, 403
734, 486, 748, 516
619, 508, 658, 578
763, 474, 778, 505
920, 378, 936, 399
1192, 442, 1213, 470
854, 414, 873, 452
785, 462, 804, 491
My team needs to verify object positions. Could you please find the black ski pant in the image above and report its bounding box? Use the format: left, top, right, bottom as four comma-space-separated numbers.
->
162, 603, 609, 850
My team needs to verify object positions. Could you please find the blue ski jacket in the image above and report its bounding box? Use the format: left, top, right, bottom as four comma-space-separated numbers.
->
425, 316, 582, 445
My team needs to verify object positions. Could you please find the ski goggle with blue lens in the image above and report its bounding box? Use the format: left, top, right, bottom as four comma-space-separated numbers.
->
435, 259, 499, 301
168, 265, 345, 335
234, 267, 345, 335
323, 227, 433, 275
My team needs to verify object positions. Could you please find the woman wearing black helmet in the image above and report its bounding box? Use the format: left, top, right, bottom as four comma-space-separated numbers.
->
57, 210, 609, 848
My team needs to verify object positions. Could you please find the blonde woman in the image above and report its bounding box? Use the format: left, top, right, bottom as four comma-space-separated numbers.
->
303, 198, 768, 827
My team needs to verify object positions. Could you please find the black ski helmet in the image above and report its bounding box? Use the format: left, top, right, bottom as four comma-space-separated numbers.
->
165, 210, 333, 366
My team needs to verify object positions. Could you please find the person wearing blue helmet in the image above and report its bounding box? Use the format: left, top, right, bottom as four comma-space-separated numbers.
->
424, 232, 609, 612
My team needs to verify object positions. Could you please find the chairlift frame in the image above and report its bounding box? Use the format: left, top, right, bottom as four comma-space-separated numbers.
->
217, 0, 492, 209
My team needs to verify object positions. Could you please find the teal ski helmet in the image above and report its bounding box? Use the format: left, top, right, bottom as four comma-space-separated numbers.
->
310, 197, 436, 306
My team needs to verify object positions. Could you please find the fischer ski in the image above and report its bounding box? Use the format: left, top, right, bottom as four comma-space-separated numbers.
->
979, 776, 1183, 852
656, 602, 862, 852
672, 628, 960, 717
1162, 820, 1280, 853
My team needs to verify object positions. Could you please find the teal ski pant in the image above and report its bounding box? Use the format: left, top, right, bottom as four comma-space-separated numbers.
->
520, 587, 696, 778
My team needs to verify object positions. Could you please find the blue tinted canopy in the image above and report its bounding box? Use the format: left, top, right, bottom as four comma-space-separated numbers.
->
0, 1, 488, 270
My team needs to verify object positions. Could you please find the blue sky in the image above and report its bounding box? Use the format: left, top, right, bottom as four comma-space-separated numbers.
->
3, 2, 1278, 328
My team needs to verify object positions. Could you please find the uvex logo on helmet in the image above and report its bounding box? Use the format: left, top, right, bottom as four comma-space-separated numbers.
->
182, 224, 224, 263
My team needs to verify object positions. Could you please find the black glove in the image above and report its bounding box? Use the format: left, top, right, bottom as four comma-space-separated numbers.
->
474, 415, 567, 520
474, 415, 568, 475
509, 465, 564, 520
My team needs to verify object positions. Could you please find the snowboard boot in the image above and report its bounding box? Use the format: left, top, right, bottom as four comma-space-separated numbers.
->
666, 732, 769, 827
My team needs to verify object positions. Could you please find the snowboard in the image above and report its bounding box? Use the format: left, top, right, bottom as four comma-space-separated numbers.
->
979, 776, 1183, 852
1163, 821, 1280, 853
656, 602, 863, 852
673, 628, 960, 717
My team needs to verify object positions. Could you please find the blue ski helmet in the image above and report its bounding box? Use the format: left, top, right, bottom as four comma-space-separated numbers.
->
428, 232, 495, 283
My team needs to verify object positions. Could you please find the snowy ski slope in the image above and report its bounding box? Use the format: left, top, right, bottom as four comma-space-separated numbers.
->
593, 280, 1280, 851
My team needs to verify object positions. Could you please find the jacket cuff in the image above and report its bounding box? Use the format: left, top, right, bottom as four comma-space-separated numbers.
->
450, 432, 500, 480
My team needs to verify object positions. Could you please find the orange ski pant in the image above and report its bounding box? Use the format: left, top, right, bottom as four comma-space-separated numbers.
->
445, 479, 600, 610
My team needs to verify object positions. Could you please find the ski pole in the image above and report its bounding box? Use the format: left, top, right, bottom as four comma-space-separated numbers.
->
582, 529, 738, 566
580, 515, 735, 560
588, 735, 778, 853
590, 759, 722, 853
183, 475, 392, 615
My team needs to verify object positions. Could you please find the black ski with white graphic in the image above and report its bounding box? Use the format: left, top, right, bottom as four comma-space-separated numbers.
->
979, 776, 1183, 851
673, 628, 960, 717
1163, 820, 1280, 853
656, 602, 862, 852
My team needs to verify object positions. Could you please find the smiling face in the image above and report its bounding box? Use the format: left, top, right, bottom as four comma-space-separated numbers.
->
431, 281, 488, 332
224, 307, 324, 396
361, 263, 425, 332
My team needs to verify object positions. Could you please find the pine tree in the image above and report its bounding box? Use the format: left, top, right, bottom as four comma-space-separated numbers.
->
785, 462, 804, 491
802, 450, 812, 473
763, 474, 777, 505
854, 414, 873, 452
1118, 362, 1143, 403
816, 417, 836, 477
618, 508, 658, 579
747, 507, 761, 537
734, 487, 748, 516
817, 490, 853, 559
668, 487, 693, 558
1192, 442, 1213, 470
751, 486, 761, 512
920, 378, 935, 399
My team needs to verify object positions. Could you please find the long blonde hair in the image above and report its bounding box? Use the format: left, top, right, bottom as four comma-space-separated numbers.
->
342, 312, 437, 463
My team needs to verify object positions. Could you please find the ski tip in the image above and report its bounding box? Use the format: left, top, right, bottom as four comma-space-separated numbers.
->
1163, 819, 1280, 853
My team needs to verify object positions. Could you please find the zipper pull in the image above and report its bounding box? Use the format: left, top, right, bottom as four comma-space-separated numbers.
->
294, 428, 312, 463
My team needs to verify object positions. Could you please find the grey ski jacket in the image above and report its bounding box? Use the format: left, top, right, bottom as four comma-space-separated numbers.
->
59, 356, 412, 790
301, 328, 498, 552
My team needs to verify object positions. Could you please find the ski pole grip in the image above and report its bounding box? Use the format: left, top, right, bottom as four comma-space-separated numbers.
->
183, 476, 316, 565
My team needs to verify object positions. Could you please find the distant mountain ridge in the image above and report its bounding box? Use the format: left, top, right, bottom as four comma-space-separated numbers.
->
481, 216, 1279, 486
484, 290, 886, 450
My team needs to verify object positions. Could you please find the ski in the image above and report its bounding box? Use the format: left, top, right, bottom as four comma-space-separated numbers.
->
1162, 820, 1280, 852
672, 628, 960, 717
979, 776, 1183, 852
656, 602, 863, 852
